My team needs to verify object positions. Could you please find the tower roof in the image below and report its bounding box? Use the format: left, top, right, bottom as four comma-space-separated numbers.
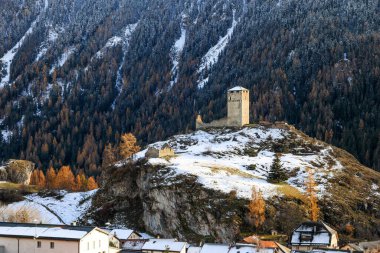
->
228, 86, 248, 91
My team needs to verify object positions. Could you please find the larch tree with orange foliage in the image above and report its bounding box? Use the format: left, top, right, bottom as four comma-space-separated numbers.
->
248, 187, 266, 229
305, 168, 320, 222
46, 167, 57, 189
37, 170, 46, 188
56, 166, 76, 191
87, 176, 98, 190
75, 172, 88, 191
118, 133, 141, 159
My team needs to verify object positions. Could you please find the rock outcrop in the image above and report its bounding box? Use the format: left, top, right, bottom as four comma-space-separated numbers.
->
0, 160, 34, 184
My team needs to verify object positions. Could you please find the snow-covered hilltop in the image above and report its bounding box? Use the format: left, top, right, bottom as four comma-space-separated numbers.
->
135, 125, 342, 199
96, 124, 380, 242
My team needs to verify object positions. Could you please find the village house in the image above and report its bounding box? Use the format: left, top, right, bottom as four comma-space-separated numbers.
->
0, 222, 115, 253
141, 239, 187, 253
289, 221, 339, 251
145, 143, 175, 158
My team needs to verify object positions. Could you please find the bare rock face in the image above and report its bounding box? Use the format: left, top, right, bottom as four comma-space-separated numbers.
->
0, 160, 35, 184
88, 161, 245, 243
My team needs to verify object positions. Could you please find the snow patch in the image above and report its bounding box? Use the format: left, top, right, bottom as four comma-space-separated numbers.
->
169, 16, 187, 87
50, 46, 76, 74
15, 190, 98, 224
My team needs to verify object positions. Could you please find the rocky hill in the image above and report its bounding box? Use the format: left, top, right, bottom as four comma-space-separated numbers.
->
87, 124, 380, 243
0, 0, 379, 174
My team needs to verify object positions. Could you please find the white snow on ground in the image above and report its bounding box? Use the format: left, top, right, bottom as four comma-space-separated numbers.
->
169, 17, 187, 87
0, 0, 49, 87
1, 130, 12, 143
197, 77, 209, 89
197, 10, 237, 75
1, 200, 61, 224
50, 46, 76, 74
135, 127, 343, 199
3, 190, 97, 224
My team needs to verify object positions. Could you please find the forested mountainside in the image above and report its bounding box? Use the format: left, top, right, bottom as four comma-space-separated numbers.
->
0, 0, 379, 175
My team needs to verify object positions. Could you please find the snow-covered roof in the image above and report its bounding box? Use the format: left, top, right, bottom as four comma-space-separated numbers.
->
188, 246, 202, 253
200, 243, 230, 253
122, 239, 147, 250
228, 86, 248, 91
142, 239, 187, 252
110, 229, 136, 240
290, 221, 336, 246
0, 223, 95, 240
229, 244, 257, 253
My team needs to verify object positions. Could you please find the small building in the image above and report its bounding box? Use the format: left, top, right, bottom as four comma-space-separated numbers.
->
0, 222, 113, 253
141, 239, 187, 253
145, 143, 174, 158
289, 221, 339, 251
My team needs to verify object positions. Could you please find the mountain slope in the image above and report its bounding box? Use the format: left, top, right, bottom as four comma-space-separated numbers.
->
88, 125, 380, 243
0, 0, 379, 174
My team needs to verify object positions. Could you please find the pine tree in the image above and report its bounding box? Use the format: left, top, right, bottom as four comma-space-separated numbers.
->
267, 154, 288, 183
75, 172, 88, 191
87, 177, 98, 190
248, 187, 266, 229
305, 168, 320, 221
118, 133, 141, 159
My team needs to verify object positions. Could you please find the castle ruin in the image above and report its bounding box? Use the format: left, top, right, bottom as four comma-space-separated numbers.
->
196, 86, 250, 129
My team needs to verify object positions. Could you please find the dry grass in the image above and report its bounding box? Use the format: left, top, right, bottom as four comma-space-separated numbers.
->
0, 182, 39, 193
209, 166, 261, 179
277, 184, 306, 202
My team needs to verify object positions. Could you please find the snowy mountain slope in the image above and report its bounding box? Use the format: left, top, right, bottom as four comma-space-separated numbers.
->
134, 125, 342, 199
96, 124, 380, 242
1, 190, 97, 224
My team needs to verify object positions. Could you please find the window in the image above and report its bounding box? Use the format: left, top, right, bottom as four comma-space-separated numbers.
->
87, 242, 89, 250
50, 242, 54, 249
99, 240, 101, 248
93, 241, 95, 249
37, 241, 41, 248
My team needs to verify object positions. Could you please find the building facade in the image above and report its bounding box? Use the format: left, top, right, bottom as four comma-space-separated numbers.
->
0, 222, 111, 253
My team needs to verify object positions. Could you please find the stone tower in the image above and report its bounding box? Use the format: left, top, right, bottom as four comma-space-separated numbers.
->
227, 86, 250, 126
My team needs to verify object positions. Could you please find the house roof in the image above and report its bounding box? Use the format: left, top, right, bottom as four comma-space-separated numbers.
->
122, 239, 147, 250
260, 241, 278, 248
199, 243, 230, 253
290, 221, 337, 246
228, 86, 248, 91
110, 229, 139, 240
0, 223, 95, 241
141, 239, 187, 252
229, 243, 257, 253
187, 246, 202, 253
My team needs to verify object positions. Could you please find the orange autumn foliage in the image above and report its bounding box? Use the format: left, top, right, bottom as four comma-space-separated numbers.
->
87, 177, 98, 190
31, 166, 99, 192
